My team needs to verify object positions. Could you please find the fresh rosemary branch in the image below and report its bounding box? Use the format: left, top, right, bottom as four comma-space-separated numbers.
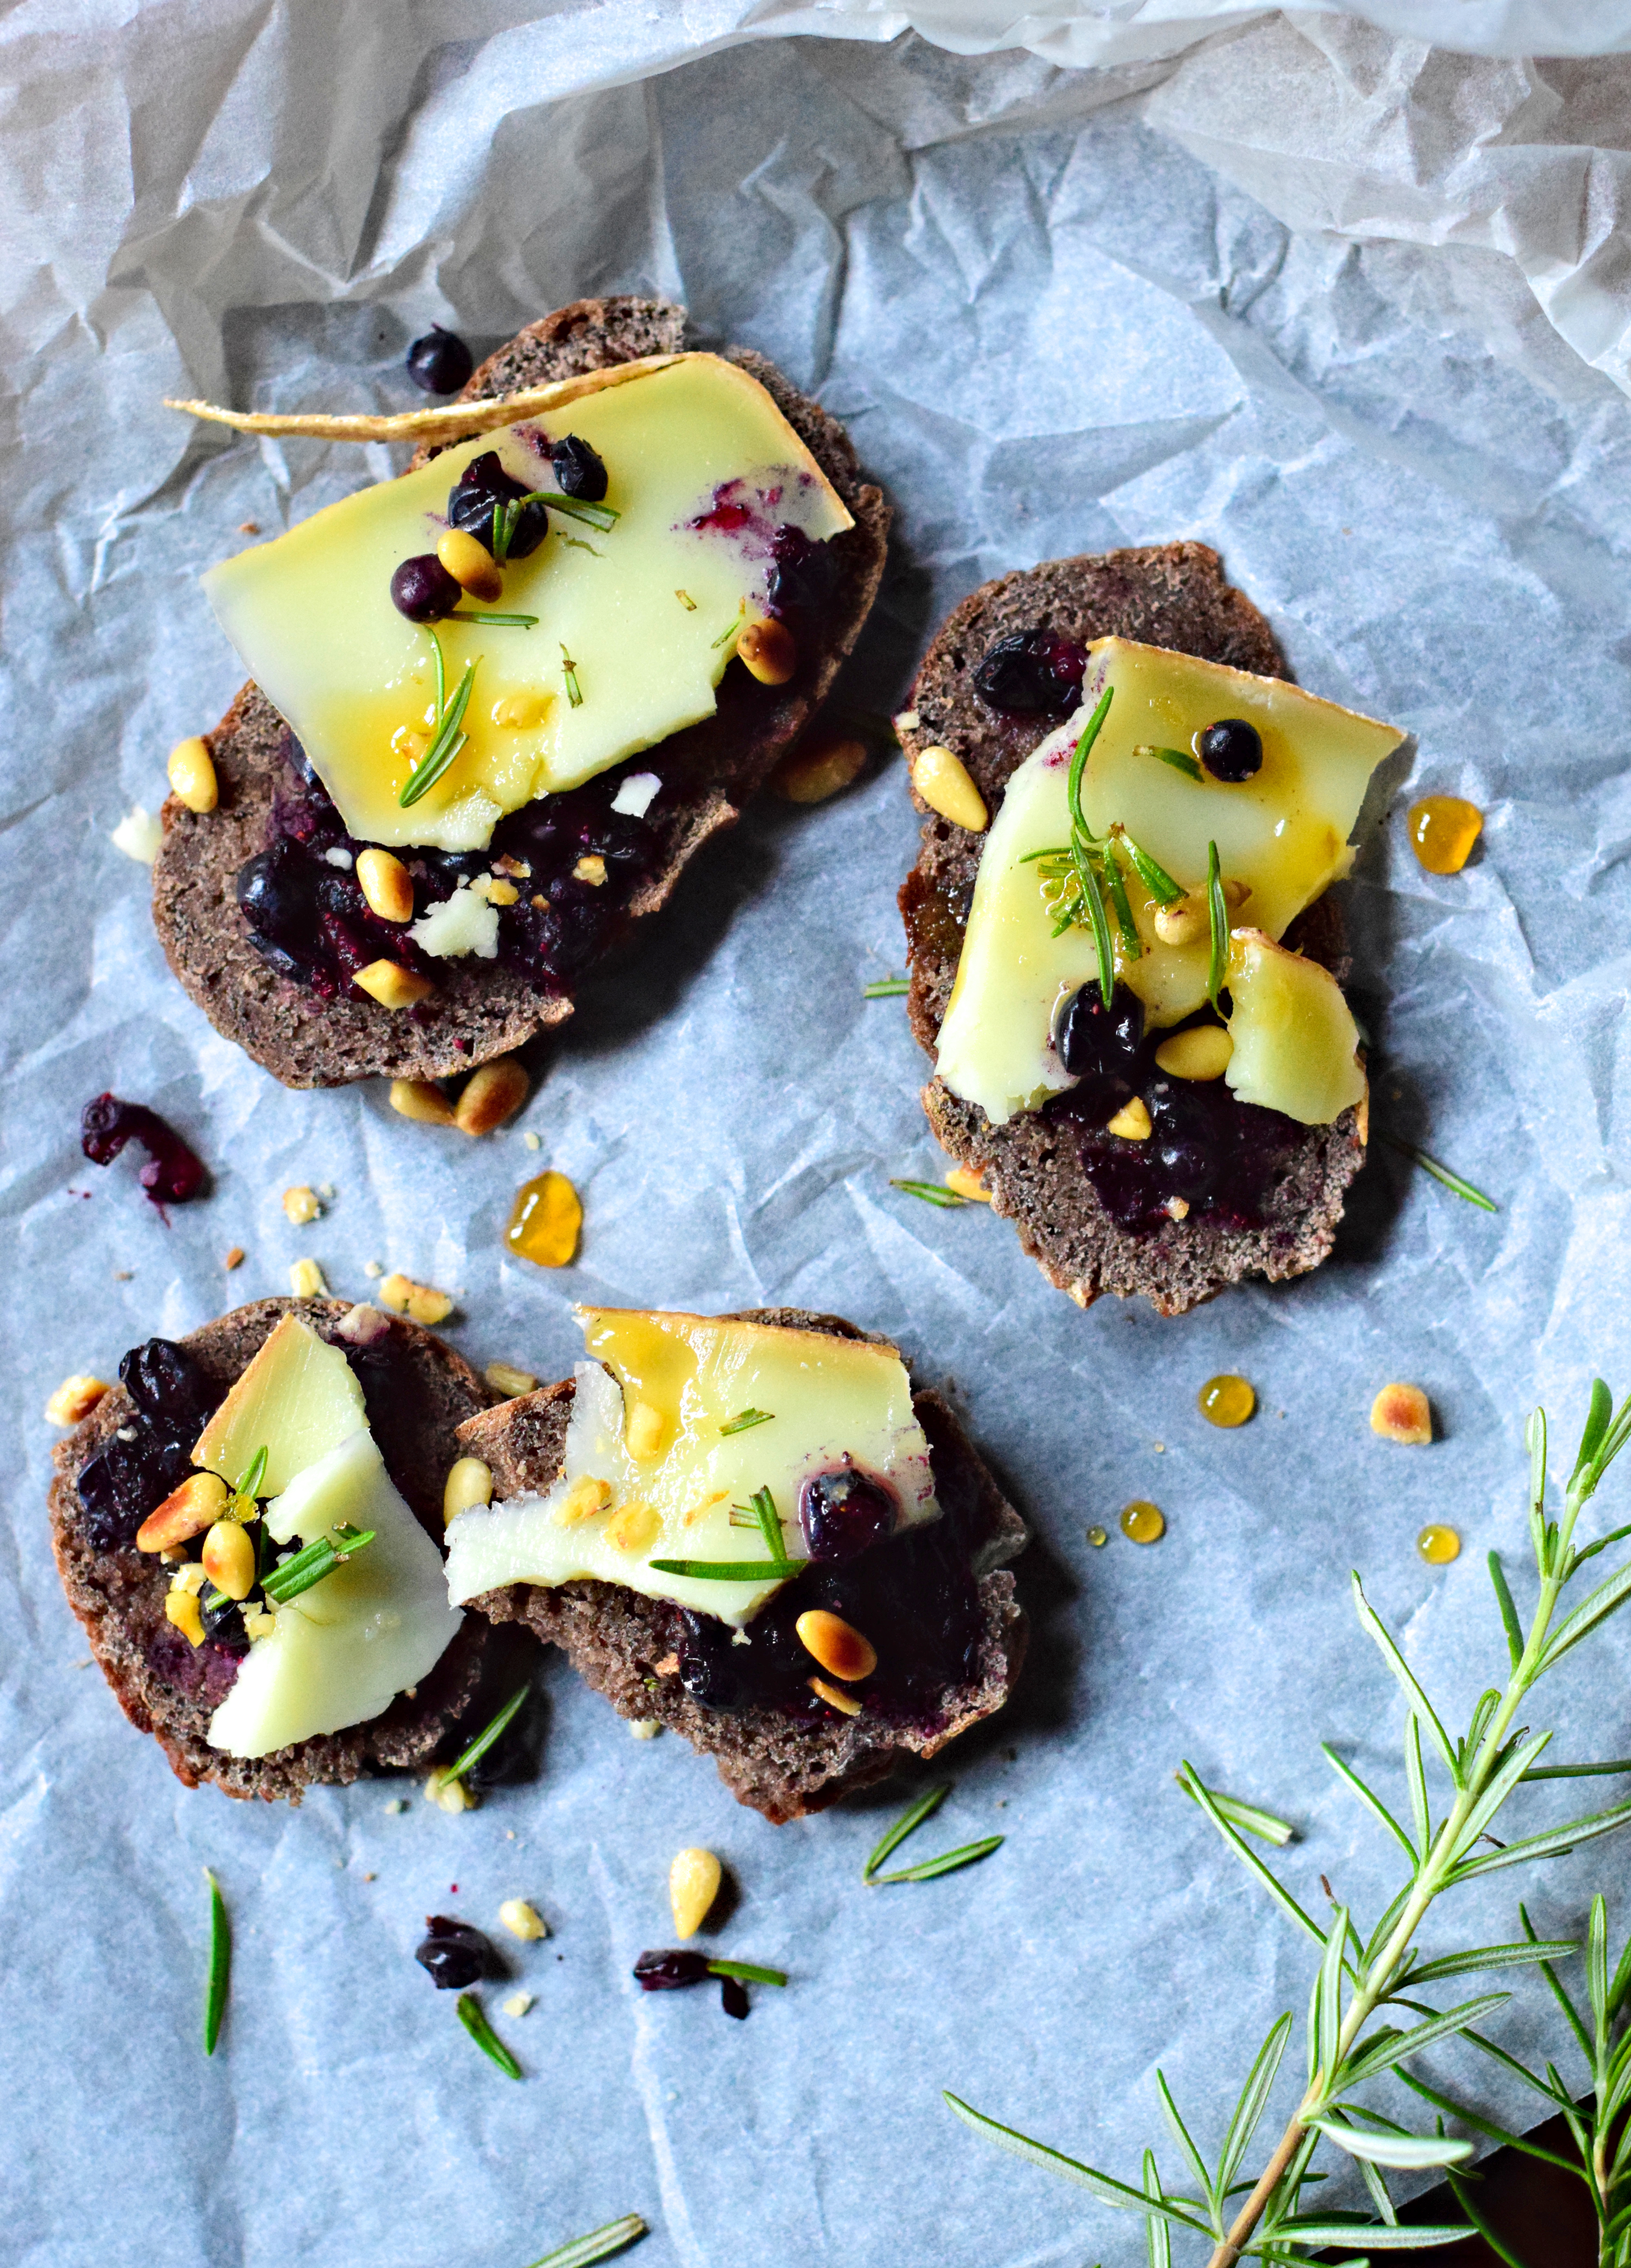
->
261, 1523, 375, 1604
949, 1381, 1631, 2264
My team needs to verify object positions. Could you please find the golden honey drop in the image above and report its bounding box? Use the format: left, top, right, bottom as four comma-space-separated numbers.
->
1086, 1525, 1108, 1548
505, 1171, 583, 1268
1417, 1523, 1461, 1565
1199, 1374, 1255, 1428
1120, 1500, 1166, 1545
1408, 796, 1483, 876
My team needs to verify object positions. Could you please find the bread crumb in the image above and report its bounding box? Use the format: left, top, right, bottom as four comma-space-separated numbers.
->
113, 1269, 133, 1281
239, 520, 261, 534
223, 1246, 245, 1270
629, 1718, 662, 1739
362, 1871, 377, 1882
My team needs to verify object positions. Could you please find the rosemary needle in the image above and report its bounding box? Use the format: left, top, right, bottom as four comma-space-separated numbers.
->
891, 1177, 967, 1208
863, 976, 910, 998
522, 2215, 648, 2268
864, 1783, 951, 1879
1382, 1135, 1498, 1213
203, 1868, 230, 2057
707, 1960, 788, 1986
1175, 1768, 1295, 1848
719, 1408, 774, 1436
444, 1681, 532, 1785
457, 1993, 522, 2078
870, 1835, 1005, 1885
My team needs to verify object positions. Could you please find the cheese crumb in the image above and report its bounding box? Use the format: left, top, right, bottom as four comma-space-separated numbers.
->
289, 1257, 329, 1298
484, 1361, 538, 1399
611, 770, 660, 819
282, 1185, 322, 1225
411, 882, 499, 961
503, 1991, 535, 2018
499, 1899, 548, 1942
111, 806, 163, 864
629, 1718, 662, 1740
379, 1271, 454, 1326
523, 1131, 541, 1152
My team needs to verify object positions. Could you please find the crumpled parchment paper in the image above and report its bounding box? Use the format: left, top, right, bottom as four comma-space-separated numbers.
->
7, 13, 1631, 2268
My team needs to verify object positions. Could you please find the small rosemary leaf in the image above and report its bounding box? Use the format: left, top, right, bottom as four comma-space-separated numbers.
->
1205, 839, 1226, 1007
457, 1993, 522, 2079
236, 1444, 268, 1505
1403, 1938, 1576, 1986
203, 1868, 230, 2057
1104, 852, 1141, 959
1217, 2012, 1293, 2196
1076, 840, 1115, 1008
522, 2215, 648, 2268
1309, 2118, 1472, 2170
890, 1177, 967, 1208
446, 1681, 531, 1784
869, 1834, 1003, 1884
1449, 1787, 1631, 1881
428, 624, 446, 718
530, 2218, 649, 2268
1536, 1554, 1631, 1674
1066, 685, 1114, 838
720, 1408, 774, 1435
1445, 2169, 1532, 2268
542, 492, 619, 533
1338, 1993, 1509, 2091
750, 1485, 785, 1566
1321, 1745, 1418, 1863
863, 1783, 951, 1879
1381, 1135, 1498, 1212
1153, 2074, 1212, 2215
1180, 1764, 1330, 1954
1275, 2221, 1476, 2249
647, 1557, 809, 1582
705, 1959, 787, 1986
1350, 1577, 1461, 1781
1116, 828, 1185, 907
1525, 1758, 1631, 1779
1175, 1769, 1295, 1847
1396, 2067, 1576, 2166
862, 977, 910, 998
942, 2095, 1213, 2233
711, 611, 745, 649
560, 645, 583, 708
260, 1525, 376, 1604
400, 660, 477, 806
1136, 743, 1203, 781
453, 610, 539, 627
1486, 1551, 1524, 1672
1142, 2146, 1171, 2268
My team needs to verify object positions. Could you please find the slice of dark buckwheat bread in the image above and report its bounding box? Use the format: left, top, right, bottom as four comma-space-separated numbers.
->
454, 1308, 1028, 1824
898, 544, 1368, 1319
153, 295, 892, 1088
49, 1296, 502, 1801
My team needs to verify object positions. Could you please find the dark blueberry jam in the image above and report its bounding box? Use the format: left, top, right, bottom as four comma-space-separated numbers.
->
800, 1465, 897, 1563
972, 628, 1087, 714
1046, 990, 1306, 1232
416, 1917, 495, 1990
633, 1949, 712, 1991
76, 1427, 195, 1553
669, 1410, 989, 1732
405, 325, 473, 396
235, 735, 663, 1004
447, 451, 549, 560
81, 1095, 207, 1207
119, 1337, 216, 1428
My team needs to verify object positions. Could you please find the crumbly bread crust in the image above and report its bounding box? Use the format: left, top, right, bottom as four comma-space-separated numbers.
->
48, 1297, 499, 1801
897, 544, 1367, 1317
153, 297, 891, 1086
454, 1308, 1028, 1823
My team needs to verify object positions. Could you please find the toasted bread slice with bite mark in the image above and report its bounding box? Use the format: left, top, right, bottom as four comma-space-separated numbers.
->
898, 545, 1369, 1318
454, 1309, 1028, 1824
153, 297, 891, 1088
49, 1297, 501, 1801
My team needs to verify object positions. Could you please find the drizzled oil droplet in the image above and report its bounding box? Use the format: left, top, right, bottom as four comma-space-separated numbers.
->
1086, 1525, 1107, 1548
1417, 1524, 1461, 1565
1120, 1501, 1165, 1545
1199, 1374, 1255, 1428
1408, 797, 1483, 876
505, 1171, 583, 1268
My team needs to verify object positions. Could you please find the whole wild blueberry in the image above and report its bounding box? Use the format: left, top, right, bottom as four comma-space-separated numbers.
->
972, 628, 1087, 713
1197, 718, 1263, 783
80, 1097, 207, 1207
550, 434, 607, 502
447, 452, 548, 560
201, 1589, 250, 1656
415, 1917, 494, 1991
800, 1466, 897, 1564
390, 553, 462, 623
404, 325, 473, 396
632, 1949, 712, 1991
236, 838, 319, 949
1059, 982, 1144, 1080
119, 1338, 216, 1428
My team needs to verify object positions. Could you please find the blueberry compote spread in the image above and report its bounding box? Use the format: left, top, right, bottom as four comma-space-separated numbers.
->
665, 1405, 989, 1735
236, 734, 663, 1003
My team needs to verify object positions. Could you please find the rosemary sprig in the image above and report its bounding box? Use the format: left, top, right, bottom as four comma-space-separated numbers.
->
720, 1408, 774, 1436
950, 1380, 1631, 2267
400, 657, 477, 807
444, 1682, 531, 1785
650, 1486, 807, 1583
261, 1522, 375, 1604
1383, 1134, 1498, 1213
890, 1177, 967, 1208
1137, 742, 1203, 782
457, 1993, 522, 2079
1205, 839, 1227, 1008
495, 489, 619, 558
522, 2216, 648, 2268
561, 645, 583, 708
203, 1868, 230, 2057
1114, 824, 1185, 908
863, 976, 910, 998
871, 1836, 1004, 1885
864, 1784, 950, 1879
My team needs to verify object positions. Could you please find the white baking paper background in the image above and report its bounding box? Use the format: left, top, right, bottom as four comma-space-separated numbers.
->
8, 10, 1631, 2266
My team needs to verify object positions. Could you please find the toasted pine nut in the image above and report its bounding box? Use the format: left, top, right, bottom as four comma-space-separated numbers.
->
389, 1077, 457, 1126
1222, 877, 1251, 910
424, 1768, 475, 1813
378, 1271, 453, 1326
354, 959, 434, 1010
796, 1608, 878, 1682
243, 1605, 277, 1641
223, 1246, 246, 1270
499, 1898, 548, 1942
45, 1374, 109, 1427
165, 1588, 206, 1647
436, 527, 503, 603
455, 1056, 528, 1137
911, 746, 987, 832
625, 1400, 665, 1460
288, 1257, 329, 1299
669, 1848, 722, 1940
808, 1675, 863, 1717
167, 735, 218, 814
1153, 895, 1209, 947
1105, 1097, 1153, 1141
944, 1166, 991, 1203
137, 1470, 230, 1553
495, 693, 548, 730
557, 1475, 612, 1526
572, 854, 608, 886
605, 1499, 659, 1554
736, 616, 797, 686
357, 847, 415, 923
773, 737, 866, 805
201, 1519, 256, 1601
443, 1456, 493, 1526
486, 877, 519, 905
484, 1361, 537, 1399
1370, 1383, 1432, 1445
1154, 1027, 1233, 1082
282, 1184, 322, 1225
